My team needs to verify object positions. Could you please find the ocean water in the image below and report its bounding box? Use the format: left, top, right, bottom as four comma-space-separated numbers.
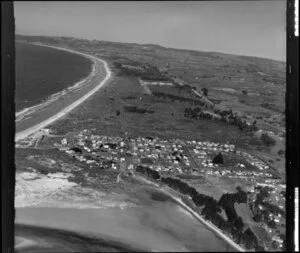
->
15, 42, 92, 112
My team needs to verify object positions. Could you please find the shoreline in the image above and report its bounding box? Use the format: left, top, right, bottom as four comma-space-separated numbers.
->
134, 174, 245, 252
161, 189, 246, 252
15, 44, 111, 142
15, 42, 96, 116
16, 61, 95, 118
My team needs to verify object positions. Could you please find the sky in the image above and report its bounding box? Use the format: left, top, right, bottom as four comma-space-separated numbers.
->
14, 1, 286, 61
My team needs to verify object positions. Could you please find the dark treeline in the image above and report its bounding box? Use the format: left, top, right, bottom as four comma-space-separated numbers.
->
260, 133, 276, 146
135, 165, 262, 251
262, 202, 285, 216
136, 165, 160, 179
259, 103, 283, 113
262, 76, 284, 86
70, 147, 83, 153
251, 186, 285, 224
123, 106, 155, 114
152, 91, 205, 106
114, 62, 172, 82
218, 188, 247, 223
184, 107, 259, 132
121, 95, 136, 100
173, 83, 195, 92
161, 176, 262, 250
184, 107, 215, 120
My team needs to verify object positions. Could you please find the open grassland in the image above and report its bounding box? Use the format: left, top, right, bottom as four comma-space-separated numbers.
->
16, 35, 285, 176
49, 75, 264, 148
17, 35, 285, 136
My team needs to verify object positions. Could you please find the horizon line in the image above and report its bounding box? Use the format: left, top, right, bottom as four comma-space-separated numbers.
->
15, 33, 286, 63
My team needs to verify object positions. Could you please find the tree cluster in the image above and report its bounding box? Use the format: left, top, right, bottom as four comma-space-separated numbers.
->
219, 190, 247, 222
259, 103, 282, 113
174, 83, 193, 90
261, 202, 285, 216
134, 165, 261, 250
201, 88, 208, 96
184, 107, 259, 132
121, 96, 136, 101
135, 165, 160, 180
184, 107, 215, 120
162, 176, 261, 250
260, 133, 276, 146
152, 91, 205, 106
70, 147, 82, 153
114, 62, 172, 82
212, 152, 224, 164
123, 106, 154, 114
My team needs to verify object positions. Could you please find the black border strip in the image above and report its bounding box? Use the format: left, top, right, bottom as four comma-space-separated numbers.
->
1, 2, 15, 253
1, 1, 299, 252
286, 0, 299, 251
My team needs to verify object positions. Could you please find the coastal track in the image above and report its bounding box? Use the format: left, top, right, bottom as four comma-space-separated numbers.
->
15, 45, 112, 142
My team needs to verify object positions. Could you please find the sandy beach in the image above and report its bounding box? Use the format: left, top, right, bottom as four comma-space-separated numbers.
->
15, 44, 112, 142
15, 188, 235, 252
160, 188, 245, 252
135, 175, 245, 252
14, 170, 241, 252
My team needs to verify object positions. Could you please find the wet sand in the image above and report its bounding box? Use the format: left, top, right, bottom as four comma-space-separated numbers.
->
15, 224, 144, 252
16, 187, 234, 252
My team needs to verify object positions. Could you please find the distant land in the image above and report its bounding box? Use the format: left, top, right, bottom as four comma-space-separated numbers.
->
15, 34, 286, 252
16, 34, 286, 63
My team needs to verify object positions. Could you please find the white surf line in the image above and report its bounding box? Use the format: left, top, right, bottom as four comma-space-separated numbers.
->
15, 45, 112, 142
133, 174, 245, 251
14, 236, 37, 250
160, 188, 246, 252
16, 69, 94, 120
16, 45, 97, 118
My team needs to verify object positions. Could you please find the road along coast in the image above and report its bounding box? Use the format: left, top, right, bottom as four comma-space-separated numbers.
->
15, 44, 112, 142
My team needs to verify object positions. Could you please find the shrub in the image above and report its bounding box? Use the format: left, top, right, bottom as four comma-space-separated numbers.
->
212, 152, 224, 164
113, 62, 122, 68
201, 88, 208, 96
70, 147, 82, 153
261, 133, 276, 146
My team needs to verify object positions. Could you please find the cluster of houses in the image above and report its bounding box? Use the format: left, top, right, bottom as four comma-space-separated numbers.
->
129, 137, 189, 169
140, 80, 174, 86
247, 180, 286, 249
236, 150, 270, 171
57, 130, 276, 183
202, 167, 273, 179
188, 140, 235, 153
55, 129, 286, 250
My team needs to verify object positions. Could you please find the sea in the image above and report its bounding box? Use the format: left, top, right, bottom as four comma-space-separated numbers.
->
15, 42, 93, 112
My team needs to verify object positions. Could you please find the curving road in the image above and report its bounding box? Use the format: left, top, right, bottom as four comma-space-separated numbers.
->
15, 44, 112, 142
